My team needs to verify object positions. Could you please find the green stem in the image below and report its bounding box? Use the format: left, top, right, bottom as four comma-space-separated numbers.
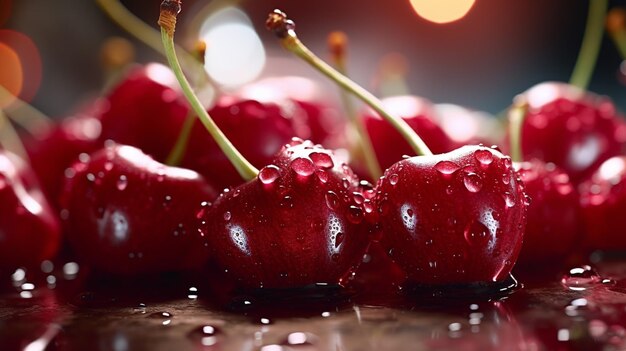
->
165, 111, 195, 166
271, 22, 432, 157
328, 36, 382, 180
161, 27, 258, 180
96, 0, 211, 88
508, 103, 528, 163
0, 109, 29, 161
0, 84, 54, 134
570, 0, 608, 89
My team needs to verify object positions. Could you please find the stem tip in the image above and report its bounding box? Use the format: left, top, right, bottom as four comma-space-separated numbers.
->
159, 0, 182, 36
266, 9, 295, 39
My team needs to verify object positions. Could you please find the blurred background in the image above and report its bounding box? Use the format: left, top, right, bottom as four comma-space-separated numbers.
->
1, 0, 625, 117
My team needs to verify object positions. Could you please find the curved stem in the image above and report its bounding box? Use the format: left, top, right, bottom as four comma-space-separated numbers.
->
328, 32, 382, 179
165, 111, 195, 166
267, 11, 432, 157
0, 109, 29, 161
508, 103, 528, 163
570, 0, 608, 90
161, 27, 258, 180
96, 0, 212, 88
0, 84, 54, 134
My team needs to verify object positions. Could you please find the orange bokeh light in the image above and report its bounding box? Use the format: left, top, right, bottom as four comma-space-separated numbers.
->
0, 42, 22, 108
409, 0, 476, 24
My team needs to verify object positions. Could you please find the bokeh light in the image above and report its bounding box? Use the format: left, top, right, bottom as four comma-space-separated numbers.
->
0, 30, 42, 107
0, 42, 23, 107
409, 0, 476, 24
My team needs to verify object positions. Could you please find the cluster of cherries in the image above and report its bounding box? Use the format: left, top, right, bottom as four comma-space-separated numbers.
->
1, 3, 625, 300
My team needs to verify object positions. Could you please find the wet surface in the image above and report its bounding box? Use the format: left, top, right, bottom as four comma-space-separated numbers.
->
2, 259, 626, 351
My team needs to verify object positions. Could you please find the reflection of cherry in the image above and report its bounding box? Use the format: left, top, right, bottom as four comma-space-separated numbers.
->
0, 151, 61, 271
61, 144, 217, 275
510, 82, 626, 184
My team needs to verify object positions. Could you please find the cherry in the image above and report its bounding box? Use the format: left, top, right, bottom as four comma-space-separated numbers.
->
98, 63, 191, 162
159, 4, 370, 290
375, 145, 526, 285
0, 151, 61, 271
579, 156, 626, 251
60, 144, 217, 275
361, 95, 455, 170
266, 9, 527, 286
180, 96, 297, 190
510, 82, 626, 184
514, 160, 579, 266
24, 105, 105, 207
200, 139, 371, 289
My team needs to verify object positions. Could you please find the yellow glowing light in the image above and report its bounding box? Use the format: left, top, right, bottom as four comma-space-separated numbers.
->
0, 42, 22, 108
409, 0, 476, 24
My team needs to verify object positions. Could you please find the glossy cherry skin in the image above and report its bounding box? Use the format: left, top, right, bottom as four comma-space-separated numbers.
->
24, 109, 104, 207
361, 95, 455, 170
514, 159, 580, 266
377, 145, 527, 285
60, 144, 217, 275
0, 151, 61, 271
580, 156, 626, 251
236, 75, 347, 149
513, 82, 626, 184
98, 63, 190, 162
181, 96, 297, 190
200, 139, 371, 289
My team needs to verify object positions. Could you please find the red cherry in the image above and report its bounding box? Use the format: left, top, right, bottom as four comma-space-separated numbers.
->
200, 139, 371, 289
376, 145, 527, 285
580, 156, 626, 251
60, 144, 217, 275
98, 63, 190, 162
24, 107, 104, 207
361, 95, 454, 170
181, 97, 298, 190
514, 159, 580, 266
513, 82, 626, 184
0, 151, 61, 271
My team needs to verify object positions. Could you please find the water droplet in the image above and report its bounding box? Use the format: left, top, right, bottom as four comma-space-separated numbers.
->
116, 175, 128, 191
223, 211, 232, 221
310, 152, 334, 169
347, 206, 363, 224
86, 173, 96, 182
474, 149, 494, 165
342, 178, 350, 189
315, 169, 328, 183
561, 265, 603, 291
280, 196, 294, 208
290, 157, 315, 177
280, 332, 318, 346
188, 325, 222, 347
463, 172, 483, 193
334, 232, 344, 248
163, 195, 172, 207
259, 165, 280, 185
325, 191, 340, 210
389, 174, 399, 186
464, 220, 490, 246
148, 311, 173, 319
353, 192, 365, 204
435, 161, 460, 175
503, 192, 515, 207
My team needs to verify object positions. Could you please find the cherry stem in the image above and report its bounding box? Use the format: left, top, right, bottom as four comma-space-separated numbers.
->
0, 84, 54, 135
570, 0, 608, 90
0, 109, 29, 161
267, 10, 432, 157
159, 0, 258, 180
96, 0, 213, 89
607, 8, 626, 59
508, 102, 528, 163
165, 111, 195, 166
327, 31, 382, 180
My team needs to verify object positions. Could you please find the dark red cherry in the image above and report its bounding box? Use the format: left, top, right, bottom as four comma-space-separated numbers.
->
200, 139, 371, 289
512, 82, 626, 184
376, 145, 527, 285
236, 75, 347, 149
514, 159, 580, 266
580, 156, 626, 251
98, 63, 190, 162
24, 105, 104, 207
181, 96, 297, 190
60, 144, 217, 275
361, 95, 454, 170
0, 151, 61, 271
